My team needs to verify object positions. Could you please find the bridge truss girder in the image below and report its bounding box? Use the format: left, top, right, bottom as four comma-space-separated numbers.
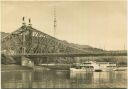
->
2, 25, 86, 55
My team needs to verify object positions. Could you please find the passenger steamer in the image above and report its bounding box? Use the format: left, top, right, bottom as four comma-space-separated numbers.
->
70, 61, 117, 72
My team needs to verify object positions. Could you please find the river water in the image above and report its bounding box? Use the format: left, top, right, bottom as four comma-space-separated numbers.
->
1, 69, 127, 88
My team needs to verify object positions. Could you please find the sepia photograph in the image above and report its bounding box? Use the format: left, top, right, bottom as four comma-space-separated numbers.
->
1, 0, 127, 89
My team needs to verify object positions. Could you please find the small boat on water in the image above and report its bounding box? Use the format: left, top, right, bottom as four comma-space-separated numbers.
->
70, 61, 117, 72
95, 69, 102, 72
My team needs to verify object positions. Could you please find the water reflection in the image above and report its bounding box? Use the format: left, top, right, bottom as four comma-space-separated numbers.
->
1, 70, 127, 88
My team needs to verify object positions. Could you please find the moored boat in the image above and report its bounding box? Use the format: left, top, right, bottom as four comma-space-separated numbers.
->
70, 61, 117, 72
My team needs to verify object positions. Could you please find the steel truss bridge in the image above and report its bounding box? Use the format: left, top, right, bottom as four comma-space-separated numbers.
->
1, 23, 127, 58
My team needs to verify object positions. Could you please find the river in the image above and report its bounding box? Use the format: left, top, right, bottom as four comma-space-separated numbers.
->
1, 69, 127, 88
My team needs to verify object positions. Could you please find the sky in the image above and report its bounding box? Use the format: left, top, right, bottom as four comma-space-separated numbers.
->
1, 1, 127, 50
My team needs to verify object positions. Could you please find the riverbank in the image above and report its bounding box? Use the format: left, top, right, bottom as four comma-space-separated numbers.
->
38, 64, 72, 70
1, 64, 33, 72
1, 64, 72, 71
2, 64, 127, 72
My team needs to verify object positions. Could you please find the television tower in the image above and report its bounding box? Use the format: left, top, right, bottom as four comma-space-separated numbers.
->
53, 6, 57, 37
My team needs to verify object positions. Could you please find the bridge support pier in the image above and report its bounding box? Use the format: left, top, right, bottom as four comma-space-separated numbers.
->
21, 56, 34, 68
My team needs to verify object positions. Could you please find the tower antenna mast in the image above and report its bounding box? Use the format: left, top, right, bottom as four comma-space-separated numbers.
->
22, 17, 26, 26
54, 6, 57, 37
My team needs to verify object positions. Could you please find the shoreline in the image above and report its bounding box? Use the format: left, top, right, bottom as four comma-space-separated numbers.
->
1, 64, 127, 72
1, 64, 33, 72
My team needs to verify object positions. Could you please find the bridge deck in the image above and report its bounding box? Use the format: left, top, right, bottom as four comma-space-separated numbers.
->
10, 52, 127, 57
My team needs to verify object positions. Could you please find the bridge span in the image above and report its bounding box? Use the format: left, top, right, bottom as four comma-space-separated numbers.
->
2, 19, 127, 58
1, 19, 127, 68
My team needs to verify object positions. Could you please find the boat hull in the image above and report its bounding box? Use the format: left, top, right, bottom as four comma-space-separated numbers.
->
70, 68, 117, 72
95, 69, 102, 72
70, 68, 94, 72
